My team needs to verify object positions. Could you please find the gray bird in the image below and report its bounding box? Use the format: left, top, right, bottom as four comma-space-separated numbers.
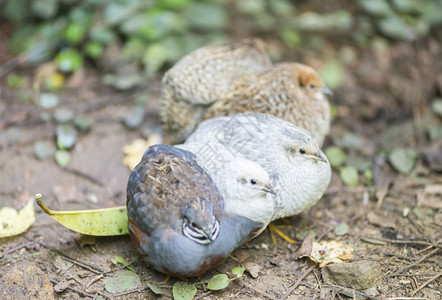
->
177, 142, 276, 237
185, 113, 331, 221
160, 38, 272, 144
126, 145, 259, 277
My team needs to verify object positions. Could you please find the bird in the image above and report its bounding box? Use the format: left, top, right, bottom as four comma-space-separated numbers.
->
203, 62, 332, 146
160, 38, 272, 145
126, 144, 260, 277
177, 141, 276, 237
185, 113, 332, 221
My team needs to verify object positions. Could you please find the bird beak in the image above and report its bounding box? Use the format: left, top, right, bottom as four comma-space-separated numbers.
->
204, 229, 214, 242
321, 86, 333, 96
314, 152, 328, 163
262, 185, 277, 195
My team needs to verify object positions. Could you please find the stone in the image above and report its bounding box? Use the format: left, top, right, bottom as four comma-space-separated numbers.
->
321, 260, 382, 290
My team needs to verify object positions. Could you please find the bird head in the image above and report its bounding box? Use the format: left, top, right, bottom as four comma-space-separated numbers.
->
181, 197, 219, 244
233, 159, 276, 198
294, 63, 332, 97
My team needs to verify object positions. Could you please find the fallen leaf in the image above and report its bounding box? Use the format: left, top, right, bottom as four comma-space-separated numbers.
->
207, 274, 229, 291
53, 278, 73, 293
293, 233, 314, 259
53, 258, 73, 272
104, 270, 141, 294
367, 211, 396, 229
334, 222, 349, 236
325, 146, 346, 169
232, 267, 245, 278
0, 197, 35, 237
243, 262, 261, 278
301, 240, 354, 268
173, 281, 197, 300
35, 194, 128, 236
340, 166, 359, 187
147, 283, 172, 297
389, 148, 418, 174
75, 234, 97, 248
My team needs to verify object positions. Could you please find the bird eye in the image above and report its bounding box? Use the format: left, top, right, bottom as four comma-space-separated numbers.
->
299, 148, 306, 154
309, 83, 315, 89
191, 222, 197, 228
250, 179, 257, 185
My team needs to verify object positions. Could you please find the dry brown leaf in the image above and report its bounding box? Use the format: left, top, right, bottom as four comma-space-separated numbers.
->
367, 211, 397, 229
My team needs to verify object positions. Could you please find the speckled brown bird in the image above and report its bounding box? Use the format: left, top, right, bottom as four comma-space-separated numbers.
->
160, 38, 272, 145
126, 145, 260, 277
203, 62, 332, 146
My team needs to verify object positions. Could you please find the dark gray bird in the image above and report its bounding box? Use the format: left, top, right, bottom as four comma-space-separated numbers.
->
185, 113, 332, 221
126, 144, 259, 277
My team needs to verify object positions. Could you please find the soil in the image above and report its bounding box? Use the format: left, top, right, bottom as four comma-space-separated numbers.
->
0, 20, 441, 300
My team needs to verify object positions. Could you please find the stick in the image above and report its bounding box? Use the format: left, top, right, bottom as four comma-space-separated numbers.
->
385, 248, 440, 278
410, 272, 442, 297
281, 264, 315, 300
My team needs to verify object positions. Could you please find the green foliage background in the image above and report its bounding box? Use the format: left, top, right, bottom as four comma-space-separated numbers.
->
2, 0, 442, 81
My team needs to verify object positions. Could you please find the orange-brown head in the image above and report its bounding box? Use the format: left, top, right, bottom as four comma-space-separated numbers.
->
294, 63, 332, 96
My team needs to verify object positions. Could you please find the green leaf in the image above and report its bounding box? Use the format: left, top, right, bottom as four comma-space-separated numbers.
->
389, 148, 417, 174
359, 0, 392, 16
84, 41, 103, 59
185, 3, 228, 30
54, 108, 74, 124
74, 115, 94, 132
54, 150, 71, 168
232, 267, 245, 278
35, 194, 129, 236
64, 22, 86, 45
431, 98, 442, 118
104, 270, 141, 294
56, 124, 77, 149
143, 43, 169, 74
172, 281, 197, 300
34, 140, 56, 160
207, 274, 229, 291
31, 0, 58, 19
334, 222, 349, 236
325, 146, 346, 169
7, 74, 26, 89
39, 93, 59, 109
55, 48, 84, 73
111, 255, 135, 271
318, 60, 345, 90
148, 283, 172, 297
340, 166, 359, 187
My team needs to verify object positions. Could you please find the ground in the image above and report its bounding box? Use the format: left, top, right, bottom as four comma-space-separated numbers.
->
0, 21, 441, 300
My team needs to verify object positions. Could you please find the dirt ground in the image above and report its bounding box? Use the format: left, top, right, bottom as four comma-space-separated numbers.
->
1, 21, 441, 300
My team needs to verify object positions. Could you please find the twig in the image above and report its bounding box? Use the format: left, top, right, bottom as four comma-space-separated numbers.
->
386, 298, 428, 300
37, 241, 109, 273
111, 286, 149, 297
410, 272, 442, 297
238, 278, 278, 300
84, 274, 104, 294
280, 264, 316, 300
361, 236, 442, 249
65, 167, 104, 187
50, 278, 95, 299
0, 241, 35, 258
385, 248, 440, 278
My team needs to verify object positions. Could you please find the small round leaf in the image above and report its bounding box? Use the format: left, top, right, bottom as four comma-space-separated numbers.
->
207, 274, 229, 291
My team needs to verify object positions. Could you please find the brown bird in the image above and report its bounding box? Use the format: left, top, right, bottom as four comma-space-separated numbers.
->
160, 38, 272, 145
203, 62, 332, 146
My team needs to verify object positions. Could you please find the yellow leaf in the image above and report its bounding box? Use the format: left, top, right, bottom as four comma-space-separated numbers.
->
35, 194, 128, 236
301, 240, 354, 268
122, 134, 162, 171
0, 197, 35, 237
